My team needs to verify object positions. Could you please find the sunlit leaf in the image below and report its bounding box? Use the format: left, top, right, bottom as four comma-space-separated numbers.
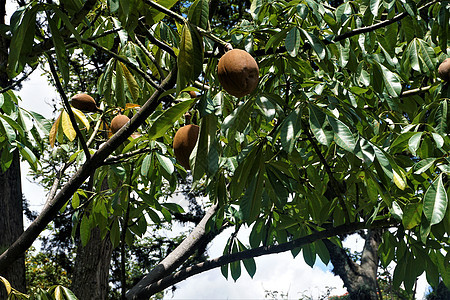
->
61, 110, 77, 142
49, 112, 62, 148
423, 174, 448, 225
119, 62, 140, 101
72, 107, 90, 131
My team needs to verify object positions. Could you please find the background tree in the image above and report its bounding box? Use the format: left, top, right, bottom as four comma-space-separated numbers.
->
0, 0, 449, 300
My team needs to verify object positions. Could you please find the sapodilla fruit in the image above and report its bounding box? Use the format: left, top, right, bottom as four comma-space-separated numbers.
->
188, 90, 198, 98
110, 114, 130, 134
438, 58, 450, 82
71, 93, 99, 112
173, 124, 199, 170
217, 49, 259, 98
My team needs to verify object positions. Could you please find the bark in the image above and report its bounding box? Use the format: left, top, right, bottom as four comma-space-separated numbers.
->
71, 227, 113, 300
0, 1, 26, 297
126, 203, 219, 299
325, 230, 382, 300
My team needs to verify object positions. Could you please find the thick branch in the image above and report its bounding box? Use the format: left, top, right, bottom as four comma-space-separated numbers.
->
129, 220, 397, 298
0, 68, 178, 272
126, 203, 219, 299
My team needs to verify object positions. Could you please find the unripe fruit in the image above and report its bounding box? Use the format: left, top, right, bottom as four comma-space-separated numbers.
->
438, 58, 450, 82
71, 93, 99, 112
217, 49, 259, 98
173, 124, 199, 170
110, 114, 130, 134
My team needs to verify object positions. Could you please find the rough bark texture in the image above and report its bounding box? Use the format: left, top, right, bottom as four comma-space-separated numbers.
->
0, 1, 26, 297
0, 152, 26, 298
71, 227, 113, 300
325, 230, 381, 300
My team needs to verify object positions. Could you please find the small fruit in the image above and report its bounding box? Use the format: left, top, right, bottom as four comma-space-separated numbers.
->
110, 114, 130, 134
173, 124, 199, 170
71, 93, 99, 112
217, 49, 259, 98
188, 90, 198, 98
438, 58, 450, 82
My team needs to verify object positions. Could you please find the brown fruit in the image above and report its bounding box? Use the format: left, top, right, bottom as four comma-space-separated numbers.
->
438, 58, 450, 82
110, 114, 130, 134
188, 90, 198, 98
173, 124, 199, 170
217, 49, 259, 98
71, 93, 99, 112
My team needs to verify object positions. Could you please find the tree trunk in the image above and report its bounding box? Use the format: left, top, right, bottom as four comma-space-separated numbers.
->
325, 230, 381, 300
0, 1, 26, 298
0, 152, 26, 298
71, 227, 113, 300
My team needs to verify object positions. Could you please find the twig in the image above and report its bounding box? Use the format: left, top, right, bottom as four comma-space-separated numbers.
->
400, 85, 432, 97
0, 65, 38, 94
103, 148, 153, 165
76, 38, 160, 90
47, 54, 91, 160
134, 37, 165, 79
302, 119, 351, 222
138, 22, 176, 57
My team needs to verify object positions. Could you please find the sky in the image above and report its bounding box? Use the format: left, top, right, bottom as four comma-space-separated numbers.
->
6, 1, 432, 299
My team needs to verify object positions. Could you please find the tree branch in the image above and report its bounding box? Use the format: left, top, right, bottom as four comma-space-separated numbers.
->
400, 85, 432, 97
47, 55, 91, 160
334, 1, 439, 42
0, 67, 178, 272
126, 203, 220, 299
131, 220, 398, 297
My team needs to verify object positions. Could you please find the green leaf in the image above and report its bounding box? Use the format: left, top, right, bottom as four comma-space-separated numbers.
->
327, 115, 356, 152
0, 115, 18, 142
240, 163, 264, 223
299, 28, 326, 60
115, 60, 126, 108
7, 5, 38, 77
156, 152, 175, 175
80, 214, 91, 247
48, 15, 69, 84
279, 107, 302, 153
141, 153, 152, 177
402, 202, 422, 229
423, 174, 448, 225
370, 0, 381, 16
406, 39, 420, 71
61, 286, 78, 300
176, 24, 203, 93
285, 27, 301, 57
146, 0, 179, 25
19, 144, 38, 171
147, 98, 195, 140
378, 63, 402, 97
435, 100, 448, 135
119, 62, 140, 101
408, 132, 422, 156
308, 104, 333, 146
431, 133, 444, 149
188, 0, 209, 30
413, 158, 436, 174
230, 242, 241, 281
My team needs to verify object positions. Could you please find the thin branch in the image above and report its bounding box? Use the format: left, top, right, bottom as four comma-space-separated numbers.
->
47, 55, 91, 160
400, 85, 432, 97
134, 37, 165, 79
138, 22, 176, 57
76, 38, 160, 90
129, 219, 398, 298
0, 65, 38, 94
0, 67, 178, 271
103, 148, 153, 165
334, 1, 439, 42
86, 115, 105, 148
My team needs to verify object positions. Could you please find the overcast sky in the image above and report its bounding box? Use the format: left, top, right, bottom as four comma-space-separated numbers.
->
6, 1, 431, 298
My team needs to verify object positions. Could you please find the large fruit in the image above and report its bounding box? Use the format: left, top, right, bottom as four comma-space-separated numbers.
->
217, 49, 259, 98
173, 124, 199, 170
71, 93, 99, 112
438, 58, 450, 82
110, 114, 130, 134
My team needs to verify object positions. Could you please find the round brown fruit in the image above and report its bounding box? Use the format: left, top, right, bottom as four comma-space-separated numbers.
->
188, 90, 197, 98
438, 58, 450, 82
71, 93, 99, 112
217, 49, 259, 98
173, 124, 199, 170
110, 114, 130, 134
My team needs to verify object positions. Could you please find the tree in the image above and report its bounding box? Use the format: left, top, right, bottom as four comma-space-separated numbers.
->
0, 0, 449, 299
